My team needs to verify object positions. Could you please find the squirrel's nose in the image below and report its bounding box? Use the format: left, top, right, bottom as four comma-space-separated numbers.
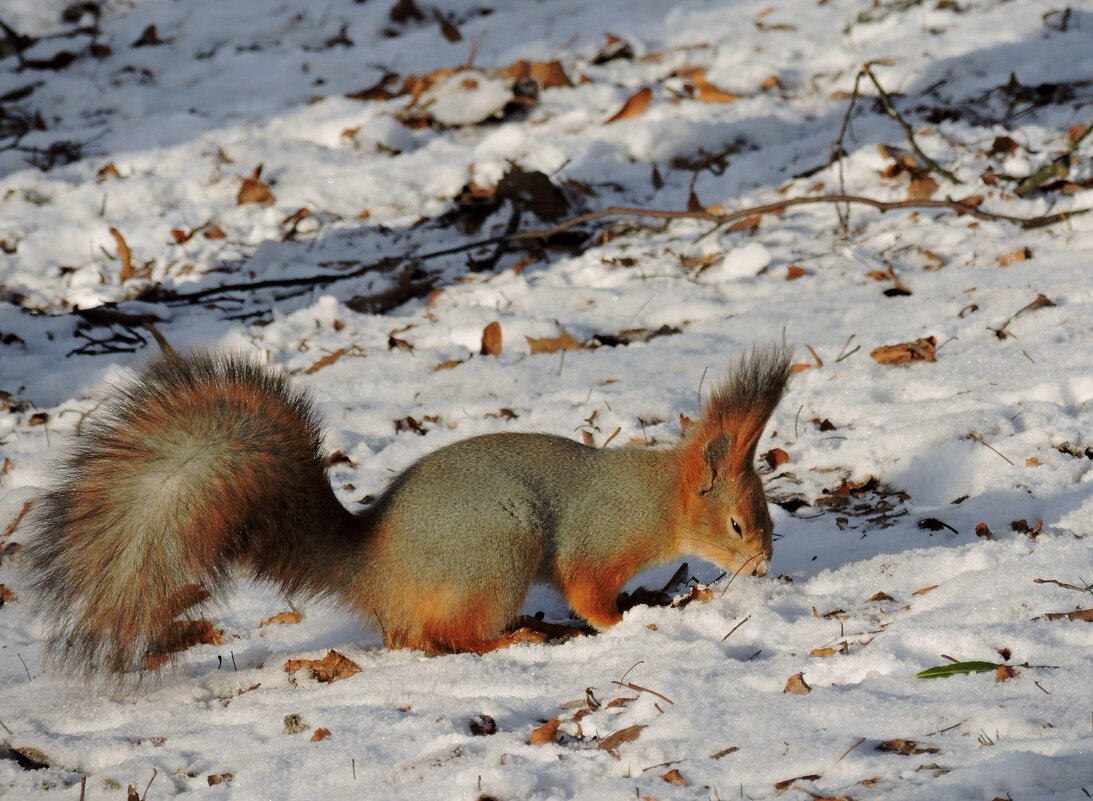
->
754, 558, 771, 577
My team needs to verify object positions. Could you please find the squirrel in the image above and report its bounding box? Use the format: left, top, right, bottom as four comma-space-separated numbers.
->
24, 345, 792, 680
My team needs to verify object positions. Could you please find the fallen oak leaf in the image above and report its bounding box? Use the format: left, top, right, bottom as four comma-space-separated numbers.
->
526, 329, 585, 354
913, 583, 939, 595
109, 227, 134, 282
310, 727, 332, 741
783, 673, 811, 694
481, 321, 502, 356
504, 59, 572, 89
662, 769, 687, 785
997, 246, 1032, 267
1041, 608, 1093, 622
238, 164, 275, 205
870, 336, 937, 365
675, 67, 740, 104
306, 347, 351, 375
709, 746, 739, 759
774, 775, 822, 791
96, 161, 121, 182
528, 717, 561, 745
605, 87, 652, 123
762, 447, 790, 469
598, 724, 646, 758
876, 738, 939, 756
995, 664, 1019, 682
259, 610, 302, 627
284, 649, 361, 683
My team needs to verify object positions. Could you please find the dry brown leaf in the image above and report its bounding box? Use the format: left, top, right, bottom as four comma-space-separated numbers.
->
238, 165, 275, 205
305, 347, 349, 374
676, 67, 740, 104
605, 87, 652, 124
1068, 122, 1088, 145
598, 724, 646, 757
2, 500, 32, 539
281, 207, 310, 227
908, 175, 939, 200
728, 214, 761, 233
774, 774, 822, 791
1043, 608, 1093, 622
310, 727, 333, 741
786, 265, 808, 280
0, 584, 14, 606
662, 769, 687, 786
913, 584, 939, 596
762, 447, 790, 469
259, 610, 302, 627
809, 647, 836, 658
505, 59, 572, 89
680, 252, 723, 271
207, 773, 233, 786
527, 329, 585, 354
284, 649, 361, 684
995, 665, 1019, 682
783, 673, 811, 694
432, 7, 461, 41
204, 224, 226, 239
96, 161, 121, 182
710, 746, 739, 759
975, 522, 993, 539
434, 358, 465, 371
998, 247, 1032, 267
27, 411, 48, 426
877, 739, 938, 756
109, 227, 134, 282
673, 584, 713, 608
529, 718, 561, 745
870, 336, 937, 366
481, 321, 503, 356
869, 591, 895, 602
1025, 457, 1042, 467
761, 74, 783, 92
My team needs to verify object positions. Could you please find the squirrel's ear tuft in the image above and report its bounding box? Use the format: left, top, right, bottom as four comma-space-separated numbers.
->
703, 344, 793, 475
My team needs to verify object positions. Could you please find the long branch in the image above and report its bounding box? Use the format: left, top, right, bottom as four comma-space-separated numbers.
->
144, 193, 1088, 306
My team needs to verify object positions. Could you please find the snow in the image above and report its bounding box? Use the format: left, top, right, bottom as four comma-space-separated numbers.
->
2, 0, 1093, 799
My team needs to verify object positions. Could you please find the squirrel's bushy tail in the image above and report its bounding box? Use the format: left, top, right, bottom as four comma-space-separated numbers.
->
25, 353, 357, 681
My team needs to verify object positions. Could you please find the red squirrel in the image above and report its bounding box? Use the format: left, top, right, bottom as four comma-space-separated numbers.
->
25, 345, 792, 679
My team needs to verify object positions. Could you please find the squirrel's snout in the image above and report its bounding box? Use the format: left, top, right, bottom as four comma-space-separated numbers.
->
753, 557, 771, 577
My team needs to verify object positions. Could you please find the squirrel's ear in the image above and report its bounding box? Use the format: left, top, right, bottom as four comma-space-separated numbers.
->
700, 432, 731, 492
679, 430, 731, 496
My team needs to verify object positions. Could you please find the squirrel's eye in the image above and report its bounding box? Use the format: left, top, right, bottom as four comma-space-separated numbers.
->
730, 517, 743, 536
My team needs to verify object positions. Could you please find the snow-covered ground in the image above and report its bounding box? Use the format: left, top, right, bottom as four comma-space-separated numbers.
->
2, 0, 1092, 798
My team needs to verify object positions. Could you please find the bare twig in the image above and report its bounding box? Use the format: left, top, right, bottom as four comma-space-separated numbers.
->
968, 433, 1014, 466
610, 680, 675, 706
141, 768, 158, 801
720, 614, 751, 642
862, 63, 963, 184
838, 736, 867, 761
1033, 577, 1093, 593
